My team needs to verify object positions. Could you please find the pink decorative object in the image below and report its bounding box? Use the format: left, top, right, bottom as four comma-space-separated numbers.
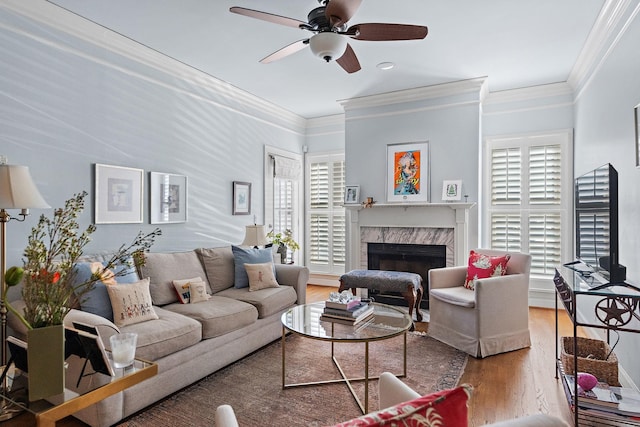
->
577, 372, 599, 391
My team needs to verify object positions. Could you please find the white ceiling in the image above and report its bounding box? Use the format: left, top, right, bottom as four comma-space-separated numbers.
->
47, 0, 605, 119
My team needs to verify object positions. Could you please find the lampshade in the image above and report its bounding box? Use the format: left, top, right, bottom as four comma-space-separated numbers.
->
241, 225, 268, 247
0, 164, 50, 209
309, 32, 347, 62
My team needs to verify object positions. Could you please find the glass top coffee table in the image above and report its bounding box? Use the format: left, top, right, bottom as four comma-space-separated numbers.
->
281, 302, 413, 413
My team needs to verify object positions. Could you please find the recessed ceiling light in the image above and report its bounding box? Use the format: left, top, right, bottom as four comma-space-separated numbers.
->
377, 62, 395, 70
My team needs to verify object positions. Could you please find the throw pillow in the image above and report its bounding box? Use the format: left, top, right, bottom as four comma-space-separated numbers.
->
464, 250, 511, 290
231, 245, 275, 289
331, 384, 472, 427
73, 259, 140, 321
106, 278, 159, 327
172, 276, 206, 304
189, 281, 211, 303
244, 262, 279, 291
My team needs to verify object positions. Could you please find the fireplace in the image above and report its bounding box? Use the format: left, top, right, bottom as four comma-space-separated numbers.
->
367, 243, 447, 309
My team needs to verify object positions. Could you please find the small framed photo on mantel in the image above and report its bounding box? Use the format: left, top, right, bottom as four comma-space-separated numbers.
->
442, 180, 462, 202
344, 185, 360, 204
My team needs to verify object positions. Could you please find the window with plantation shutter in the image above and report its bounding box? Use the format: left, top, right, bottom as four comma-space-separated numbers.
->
486, 132, 572, 279
306, 153, 346, 274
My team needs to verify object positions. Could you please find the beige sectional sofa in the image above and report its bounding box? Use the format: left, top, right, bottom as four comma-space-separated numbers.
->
8, 246, 309, 427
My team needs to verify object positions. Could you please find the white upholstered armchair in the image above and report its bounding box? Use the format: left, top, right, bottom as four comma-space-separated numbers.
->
428, 249, 532, 358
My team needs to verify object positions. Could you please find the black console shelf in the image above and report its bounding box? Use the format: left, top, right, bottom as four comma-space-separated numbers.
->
554, 263, 640, 426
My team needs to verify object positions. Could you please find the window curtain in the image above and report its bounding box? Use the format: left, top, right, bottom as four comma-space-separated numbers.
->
272, 155, 302, 180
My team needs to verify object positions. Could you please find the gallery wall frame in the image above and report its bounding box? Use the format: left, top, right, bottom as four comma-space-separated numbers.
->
95, 163, 144, 224
344, 185, 360, 204
386, 141, 430, 203
232, 181, 251, 215
150, 172, 187, 224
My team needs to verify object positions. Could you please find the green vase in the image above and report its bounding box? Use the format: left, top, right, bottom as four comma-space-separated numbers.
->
27, 324, 65, 401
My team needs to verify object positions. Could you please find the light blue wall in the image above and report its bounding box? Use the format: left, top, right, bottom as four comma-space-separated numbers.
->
573, 8, 640, 386
0, 5, 305, 269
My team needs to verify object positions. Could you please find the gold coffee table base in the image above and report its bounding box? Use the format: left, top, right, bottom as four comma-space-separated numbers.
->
281, 326, 408, 414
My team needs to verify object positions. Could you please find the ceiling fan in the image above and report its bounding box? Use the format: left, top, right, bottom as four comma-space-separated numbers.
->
229, 0, 428, 73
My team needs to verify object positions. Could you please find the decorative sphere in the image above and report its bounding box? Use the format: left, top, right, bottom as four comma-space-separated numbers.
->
577, 372, 598, 391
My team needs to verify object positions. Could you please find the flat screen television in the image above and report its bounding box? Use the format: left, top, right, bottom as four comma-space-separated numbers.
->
574, 163, 626, 283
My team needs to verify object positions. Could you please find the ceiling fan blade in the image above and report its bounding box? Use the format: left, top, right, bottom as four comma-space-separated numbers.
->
336, 43, 361, 74
345, 23, 428, 41
325, 0, 363, 28
260, 39, 309, 64
230, 7, 307, 29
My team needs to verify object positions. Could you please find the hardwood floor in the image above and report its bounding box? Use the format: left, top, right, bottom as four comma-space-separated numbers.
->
307, 284, 579, 426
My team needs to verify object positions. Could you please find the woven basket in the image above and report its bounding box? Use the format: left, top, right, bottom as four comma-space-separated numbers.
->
561, 336, 620, 386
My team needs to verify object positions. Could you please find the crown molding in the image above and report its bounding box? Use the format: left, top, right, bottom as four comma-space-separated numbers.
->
484, 82, 574, 105
568, 0, 633, 92
2, 0, 307, 131
305, 114, 345, 130
338, 77, 488, 112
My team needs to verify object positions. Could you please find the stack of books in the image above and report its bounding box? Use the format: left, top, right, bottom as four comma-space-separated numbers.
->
321, 299, 374, 325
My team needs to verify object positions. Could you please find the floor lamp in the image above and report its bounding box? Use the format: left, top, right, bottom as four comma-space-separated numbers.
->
0, 162, 49, 419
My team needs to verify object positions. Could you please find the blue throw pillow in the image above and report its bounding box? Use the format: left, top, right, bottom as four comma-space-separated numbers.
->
73, 258, 139, 321
232, 245, 274, 289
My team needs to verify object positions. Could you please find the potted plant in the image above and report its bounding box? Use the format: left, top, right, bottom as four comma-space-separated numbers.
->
2, 191, 161, 401
266, 229, 300, 264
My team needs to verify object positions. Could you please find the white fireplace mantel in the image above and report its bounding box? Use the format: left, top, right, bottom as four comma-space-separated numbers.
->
345, 203, 476, 270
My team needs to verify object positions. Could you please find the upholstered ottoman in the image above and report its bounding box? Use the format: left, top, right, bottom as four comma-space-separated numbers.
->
339, 270, 423, 322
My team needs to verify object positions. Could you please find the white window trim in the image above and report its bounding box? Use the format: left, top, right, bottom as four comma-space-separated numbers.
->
264, 145, 303, 264
483, 129, 573, 287
305, 150, 346, 275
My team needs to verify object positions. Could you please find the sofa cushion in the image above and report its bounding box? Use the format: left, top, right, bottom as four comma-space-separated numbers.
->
117, 306, 202, 361
245, 262, 280, 291
331, 384, 472, 427
231, 246, 274, 289
106, 278, 159, 327
429, 287, 475, 308
138, 251, 212, 305
172, 277, 206, 304
162, 296, 258, 339
216, 285, 297, 318
464, 250, 510, 290
196, 247, 236, 294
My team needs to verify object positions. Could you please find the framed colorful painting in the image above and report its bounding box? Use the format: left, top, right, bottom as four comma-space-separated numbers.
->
386, 141, 430, 203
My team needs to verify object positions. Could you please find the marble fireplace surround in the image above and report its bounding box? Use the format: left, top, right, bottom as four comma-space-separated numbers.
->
360, 227, 455, 268
346, 203, 475, 271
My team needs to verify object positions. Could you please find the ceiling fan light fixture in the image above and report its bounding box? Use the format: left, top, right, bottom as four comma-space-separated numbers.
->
309, 32, 347, 62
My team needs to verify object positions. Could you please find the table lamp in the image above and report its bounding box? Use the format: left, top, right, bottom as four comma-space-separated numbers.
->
241, 224, 267, 248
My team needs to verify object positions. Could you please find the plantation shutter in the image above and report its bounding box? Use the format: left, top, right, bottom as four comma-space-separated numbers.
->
307, 155, 346, 273
488, 136, 569, 278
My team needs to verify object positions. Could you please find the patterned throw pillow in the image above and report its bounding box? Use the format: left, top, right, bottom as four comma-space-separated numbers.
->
189, 281, 211, 303
106, 278, 159, 327
172, 276, 206, 304
330, 384, 472, 427
464, 250, 510, 290
244, 262, 279, 291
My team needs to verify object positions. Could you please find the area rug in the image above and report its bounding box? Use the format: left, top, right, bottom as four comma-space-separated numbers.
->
117, 332, 467, 427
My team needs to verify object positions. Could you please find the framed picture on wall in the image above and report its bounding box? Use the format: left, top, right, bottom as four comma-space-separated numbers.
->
150, 172, 188, 224
95, 164, 144, 224
442, 180, 462, 201
386, 141, 430, 203
233, 181, 251, 215
344, 185, 360, 204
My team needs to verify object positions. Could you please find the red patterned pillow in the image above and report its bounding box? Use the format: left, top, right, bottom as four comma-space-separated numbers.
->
464, 250, 510, 290
330, 384, 472, 427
